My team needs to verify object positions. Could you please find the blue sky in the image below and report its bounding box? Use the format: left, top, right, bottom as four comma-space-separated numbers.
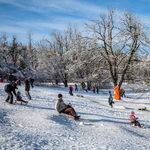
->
0, 0, 150, 45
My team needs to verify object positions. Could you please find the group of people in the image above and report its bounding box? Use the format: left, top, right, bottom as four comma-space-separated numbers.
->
55, 92, 142, 125
4, 76, 34, 104
69, 84, 100, 96
3, 78, 143, 124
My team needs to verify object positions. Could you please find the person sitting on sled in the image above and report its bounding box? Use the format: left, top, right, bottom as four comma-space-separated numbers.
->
108, 91, 113, 108
16, 91, 28, 104
129, 111, 141, 128
55, 94, 80, 120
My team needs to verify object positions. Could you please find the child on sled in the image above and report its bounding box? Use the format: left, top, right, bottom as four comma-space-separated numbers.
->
55, 94, 80, 120
129, 111, 141, 128
16, 91, 28, 104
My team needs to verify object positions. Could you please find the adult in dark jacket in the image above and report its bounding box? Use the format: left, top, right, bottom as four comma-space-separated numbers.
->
8, 73, 13, 83
25, 80, 31, 100
4, 82, 18, 104
75, 84, 78, 91
28, 77, 34, 88
55, 94, 80, 120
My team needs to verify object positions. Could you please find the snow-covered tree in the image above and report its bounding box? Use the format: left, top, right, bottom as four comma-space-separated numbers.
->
84, 9, 150, 88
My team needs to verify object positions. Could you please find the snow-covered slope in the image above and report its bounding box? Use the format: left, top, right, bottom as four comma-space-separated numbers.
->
0, 83, 150, 150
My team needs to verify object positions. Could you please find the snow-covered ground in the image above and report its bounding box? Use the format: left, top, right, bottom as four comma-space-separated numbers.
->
0, 82, 150, 150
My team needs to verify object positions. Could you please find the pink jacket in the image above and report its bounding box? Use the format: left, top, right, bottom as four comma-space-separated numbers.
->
129, 115, 138, 122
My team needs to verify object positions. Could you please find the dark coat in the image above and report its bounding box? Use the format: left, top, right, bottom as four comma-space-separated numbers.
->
4, 84, 17, 96
8, 75, 13, 81
29, 78, 34, 83
25, 80, 30, 91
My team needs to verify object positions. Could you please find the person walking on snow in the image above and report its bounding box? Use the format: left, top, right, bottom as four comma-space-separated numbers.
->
25, 79, 31, 100
75, 84, 78, 91
93, 86, 95, 93
96, 86, 99, 94
129, 111, 141, 128
85, 85, 88, 92
8, 73, 13, 83
55, 94, 80, 120
4, 81, 18, 104
28, 77, 34, 88
69, 85, 73, 96
108, 91, 113, 108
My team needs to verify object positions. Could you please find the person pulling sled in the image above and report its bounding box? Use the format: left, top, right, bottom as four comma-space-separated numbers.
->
4, 81, 18, 104
55, 94, 80, 120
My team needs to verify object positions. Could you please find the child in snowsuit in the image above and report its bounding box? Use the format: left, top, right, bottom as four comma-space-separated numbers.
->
69, 86, 73, 96
129, 111, 141, 128
25, 80, 31, 100
55, 94, 80, 120
108, 91, 113, 108
96, 86, 99, 94
16, 91, 28, 104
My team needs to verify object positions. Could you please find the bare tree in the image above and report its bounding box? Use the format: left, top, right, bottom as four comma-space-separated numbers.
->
84, 8, 150, 88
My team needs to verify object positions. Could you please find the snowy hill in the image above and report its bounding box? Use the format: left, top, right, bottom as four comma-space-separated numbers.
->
0, 83, 150, 150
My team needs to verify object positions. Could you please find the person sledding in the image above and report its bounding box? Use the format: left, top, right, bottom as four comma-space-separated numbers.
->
129, 111, 141, 128
69, 85, 73, 96
108, 91, 113, 108
138, 107, 147, 111
55, 94, 80, 120
16, 91, 28, 105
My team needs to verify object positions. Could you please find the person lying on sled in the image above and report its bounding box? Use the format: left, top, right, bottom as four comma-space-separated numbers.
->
55, 94, 80, 120
129, 111, 141, 128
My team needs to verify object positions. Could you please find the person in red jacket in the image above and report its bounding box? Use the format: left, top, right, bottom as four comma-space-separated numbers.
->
69, 85, 73, 96
129, 111, 141, 128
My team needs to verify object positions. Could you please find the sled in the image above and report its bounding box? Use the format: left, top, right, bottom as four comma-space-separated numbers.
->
126, 96, 131, 98
129, 122, 144, 128
59, 113, 80, 120
15, 100, 28, 106
76, 95, 84, 98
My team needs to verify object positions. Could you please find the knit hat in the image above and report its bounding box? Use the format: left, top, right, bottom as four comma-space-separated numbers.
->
130, 111, 134, 115
58, 94, 62, 98
17, 79, 20, 82
17, 91, 21, 95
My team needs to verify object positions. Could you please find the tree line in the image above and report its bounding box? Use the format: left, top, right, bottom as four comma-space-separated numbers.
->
0, 9, 150, 89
